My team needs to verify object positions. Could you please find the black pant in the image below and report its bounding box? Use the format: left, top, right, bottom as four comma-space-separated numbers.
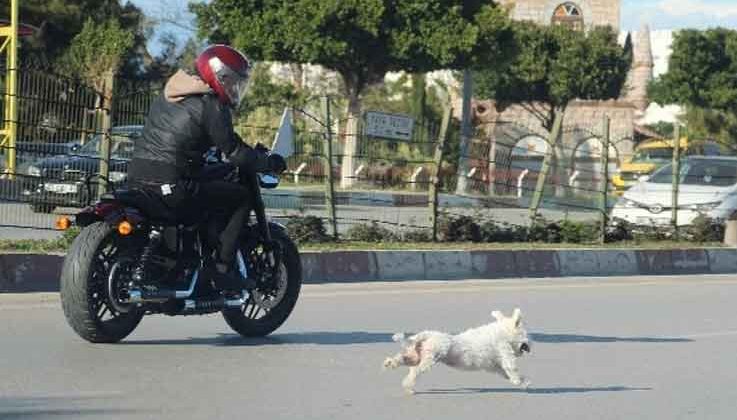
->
138, 179, 252, 267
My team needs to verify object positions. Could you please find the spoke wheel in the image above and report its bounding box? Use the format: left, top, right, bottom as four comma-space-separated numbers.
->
222, 226, 301, 337
60, 222, 144, 343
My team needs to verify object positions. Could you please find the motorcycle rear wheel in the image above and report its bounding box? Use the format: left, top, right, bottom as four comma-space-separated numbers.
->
60, 222, 144, 343
222, 226, 302, 337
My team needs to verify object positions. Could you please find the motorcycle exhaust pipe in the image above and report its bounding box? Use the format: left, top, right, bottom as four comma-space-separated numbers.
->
127, 270, 200, 304
183, 296, 244, 312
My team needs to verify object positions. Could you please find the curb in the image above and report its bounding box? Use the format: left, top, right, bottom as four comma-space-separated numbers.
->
1, 248, 736, 293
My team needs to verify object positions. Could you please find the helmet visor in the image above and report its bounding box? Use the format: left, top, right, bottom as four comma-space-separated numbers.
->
209, 56, 250, 107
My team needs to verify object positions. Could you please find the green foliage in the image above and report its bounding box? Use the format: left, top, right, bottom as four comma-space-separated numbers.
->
193, 0, 512, 97
438, 214, 482, 242
473, 23, 630, 128
678, 107, 737, 153
346, 222, 397, 242
527, 216, 561, 243
650, 29, 737, 111
480, 220, 527, 242
286, 216, 332, 244
59, 18, 134, 90
402, 229, 433, 242
685, 215, 725, 243
9, 0, 147, 73
649, 28, 737, 151
241, 63, 310, 113
558, 219, 599, 244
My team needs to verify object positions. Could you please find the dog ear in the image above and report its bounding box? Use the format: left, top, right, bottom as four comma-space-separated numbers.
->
491, 310, 505, 321
512, 308, 522, 327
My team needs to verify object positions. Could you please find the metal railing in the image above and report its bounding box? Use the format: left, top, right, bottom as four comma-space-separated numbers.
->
0, 66, 707, 243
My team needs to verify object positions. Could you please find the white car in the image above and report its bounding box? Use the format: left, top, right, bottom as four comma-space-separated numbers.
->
611, 156, 737, 226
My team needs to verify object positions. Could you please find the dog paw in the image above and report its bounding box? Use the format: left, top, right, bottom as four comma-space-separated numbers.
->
383, 358, 398, 370
519, 378, 531, 390
403, 387, 416, 396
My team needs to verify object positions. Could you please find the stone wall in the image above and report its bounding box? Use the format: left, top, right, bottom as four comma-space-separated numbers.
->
498, 0, 620, 30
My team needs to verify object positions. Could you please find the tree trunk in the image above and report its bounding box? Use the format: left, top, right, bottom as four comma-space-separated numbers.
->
455, 69, 473, 195
410, 73, 426, 123
340, 89, 361, 189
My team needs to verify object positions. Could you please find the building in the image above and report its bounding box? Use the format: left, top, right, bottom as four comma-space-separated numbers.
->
465, 0, 656, 195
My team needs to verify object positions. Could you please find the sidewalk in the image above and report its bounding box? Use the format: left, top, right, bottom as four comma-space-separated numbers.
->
2, 248, 736, 293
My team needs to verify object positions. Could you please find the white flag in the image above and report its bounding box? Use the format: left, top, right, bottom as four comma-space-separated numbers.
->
272, 108, 295, 159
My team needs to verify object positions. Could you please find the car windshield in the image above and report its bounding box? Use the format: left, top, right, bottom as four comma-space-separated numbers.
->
631, 148, 673, 163
76, 134, 135, 159
648, 160, 737, 187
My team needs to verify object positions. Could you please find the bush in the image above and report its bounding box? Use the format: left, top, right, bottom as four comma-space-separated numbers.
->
286, 216, 331, 244
402, 229, 433, 242
528, 217, 561, 243
685, 215, 724, 243
480, 220, 527, 243
559, 220, 600, 244
438, 214, 481, 242
605, 219, 634, 242
346, 222, 397, 242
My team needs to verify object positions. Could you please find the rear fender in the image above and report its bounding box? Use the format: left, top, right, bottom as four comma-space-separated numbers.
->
75, 202, 146, 227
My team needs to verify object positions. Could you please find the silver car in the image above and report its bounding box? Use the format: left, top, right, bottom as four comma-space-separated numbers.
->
611, 156, 737, 226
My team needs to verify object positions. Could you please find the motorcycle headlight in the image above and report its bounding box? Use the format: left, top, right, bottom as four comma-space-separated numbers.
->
27, 165, 41, 177
109, 171, 127, 183
689, 202, 721, 212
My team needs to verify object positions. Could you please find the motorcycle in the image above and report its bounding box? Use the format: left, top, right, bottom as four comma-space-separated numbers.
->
58, 159, 302, 343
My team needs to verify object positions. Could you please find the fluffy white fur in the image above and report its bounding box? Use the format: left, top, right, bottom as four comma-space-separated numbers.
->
382, 308, 531, 394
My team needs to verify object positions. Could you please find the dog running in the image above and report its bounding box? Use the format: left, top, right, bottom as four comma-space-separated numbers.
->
383, 308, 532, 394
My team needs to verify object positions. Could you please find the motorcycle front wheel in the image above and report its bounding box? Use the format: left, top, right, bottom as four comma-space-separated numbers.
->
222, 226, 302, 337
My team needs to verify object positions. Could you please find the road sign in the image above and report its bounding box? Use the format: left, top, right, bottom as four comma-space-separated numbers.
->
364, 111, 414, 141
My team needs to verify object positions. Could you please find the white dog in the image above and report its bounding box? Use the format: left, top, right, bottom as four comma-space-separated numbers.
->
382, 308, 531, 394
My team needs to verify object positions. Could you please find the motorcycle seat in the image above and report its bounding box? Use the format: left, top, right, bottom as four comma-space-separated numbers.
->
107, 188, 178, 223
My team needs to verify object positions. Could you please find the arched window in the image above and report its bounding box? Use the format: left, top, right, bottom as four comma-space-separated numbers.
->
552, 2, 584, 30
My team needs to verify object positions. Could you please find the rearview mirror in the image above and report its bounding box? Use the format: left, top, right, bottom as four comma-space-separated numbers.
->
258, 173, 280, 189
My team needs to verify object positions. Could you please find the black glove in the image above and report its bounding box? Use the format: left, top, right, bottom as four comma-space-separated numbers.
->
267, 153, 287, 174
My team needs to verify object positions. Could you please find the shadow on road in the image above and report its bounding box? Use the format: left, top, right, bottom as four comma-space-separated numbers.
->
417, 386, 652, 395
122, 331, 395, 347
530, 332, 692, 343
0, 396, 142, 419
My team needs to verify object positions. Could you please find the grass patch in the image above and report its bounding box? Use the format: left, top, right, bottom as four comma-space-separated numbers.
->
299, 241, 726, 251
0, 234, 724, 254
0, 227, 80, 253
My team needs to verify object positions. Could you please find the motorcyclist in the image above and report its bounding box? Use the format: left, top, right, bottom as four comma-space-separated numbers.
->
128, 44, 286, 292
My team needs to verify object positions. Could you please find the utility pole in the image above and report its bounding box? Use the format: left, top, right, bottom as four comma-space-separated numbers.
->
671, 124, 681, 238
0, 0, 19, 178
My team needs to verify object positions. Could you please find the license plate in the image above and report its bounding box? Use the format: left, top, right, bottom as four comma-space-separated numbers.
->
44, 182, 78, 194
636, 216, 669, 226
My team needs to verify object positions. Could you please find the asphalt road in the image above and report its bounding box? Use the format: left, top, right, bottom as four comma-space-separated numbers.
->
0, 201, 597, 240
2, 275, 737, 419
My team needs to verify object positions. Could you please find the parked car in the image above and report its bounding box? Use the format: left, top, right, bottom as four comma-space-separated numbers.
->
25, 125, 142, 213
611, 156, 737, 227
612, 138, 724, 196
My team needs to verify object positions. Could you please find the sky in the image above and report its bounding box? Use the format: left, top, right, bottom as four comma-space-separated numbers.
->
621, 0, 737, 31
130, 0, 737, 57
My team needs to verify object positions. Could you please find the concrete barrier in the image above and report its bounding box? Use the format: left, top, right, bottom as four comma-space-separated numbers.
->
1, 248, 736, 293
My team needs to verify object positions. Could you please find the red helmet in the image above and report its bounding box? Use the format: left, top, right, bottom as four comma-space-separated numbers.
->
195, 45, 251, 108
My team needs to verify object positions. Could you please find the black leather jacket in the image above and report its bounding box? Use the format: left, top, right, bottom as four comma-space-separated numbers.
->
129, 92, 265, 185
